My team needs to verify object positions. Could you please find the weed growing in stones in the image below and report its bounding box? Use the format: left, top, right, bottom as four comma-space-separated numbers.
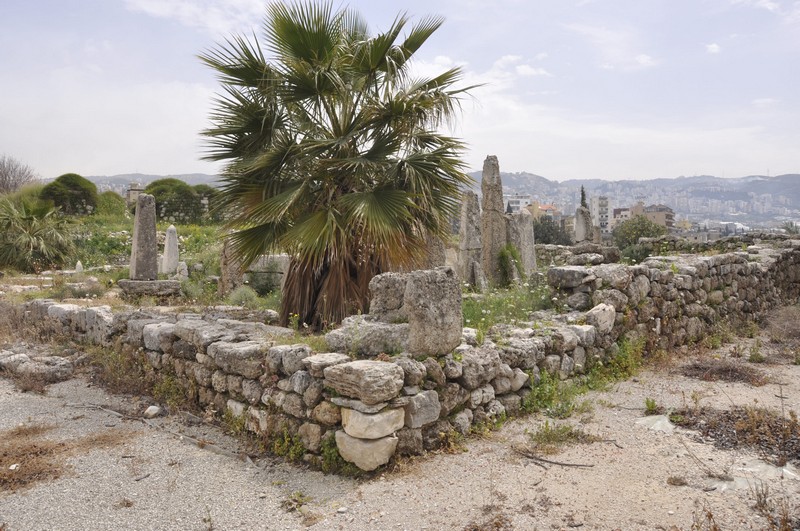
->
319, 434, 361, 476
462, 279, 552, 343
527, 421, 599, 455
644, 397, 663, 416
271, 428, 305, 462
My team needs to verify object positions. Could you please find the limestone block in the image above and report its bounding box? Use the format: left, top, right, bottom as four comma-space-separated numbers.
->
585, 303, 616, 334
207, 341, 266, 379
324, 315, 409, 357
458, 347, 502, 390
323, 360, 404, 405
298, 422, 323, 453
335, 430, 398, 471
393, 357, 427, 386
547, 266, 590, 289
301, 352, 351, 378
368, 272, 408, 323
311, 401, 341, 426
341, 407, 404, 439
404, 267, 462, 356
142, 322, 176, 352
404, 390, 441, 429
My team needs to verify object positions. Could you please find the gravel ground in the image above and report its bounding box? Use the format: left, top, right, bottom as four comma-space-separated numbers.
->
2, 332, 799, 531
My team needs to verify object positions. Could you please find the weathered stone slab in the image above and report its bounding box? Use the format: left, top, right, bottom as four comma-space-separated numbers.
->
585, 303, 616, 334
369, 272, 407, 323
341, 407, 404, 439
118, 280, 181, 297
405, 267, 462, 356
324, 316, 408, 357
330, 397, 387, 414
335, 430, 398, 471
458, 347, 502, 390
481, 155, 508, 285
404, 390, 441, 429
207, 340, 266, 379
301, 353, 351, 378
142, 322, 176, 352
323, 360, 404, 405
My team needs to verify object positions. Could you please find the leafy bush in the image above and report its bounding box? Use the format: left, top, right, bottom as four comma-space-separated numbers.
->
145, 178, 204, 223
612, 215, 667, 250
621, 243, 652, 264
226, 285, 259, 308
532, 216, 572, 245
40, 173, 98, 215
95, 191, 128, 217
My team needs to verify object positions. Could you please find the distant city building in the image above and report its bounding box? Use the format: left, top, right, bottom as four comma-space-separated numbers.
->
126, 182, 144, 207
503, 193, 533, 213
589, 196, 611, 234
631, 202, 675, 229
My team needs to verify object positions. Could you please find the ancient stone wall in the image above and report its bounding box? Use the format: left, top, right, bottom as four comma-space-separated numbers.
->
11, 239, 800, 472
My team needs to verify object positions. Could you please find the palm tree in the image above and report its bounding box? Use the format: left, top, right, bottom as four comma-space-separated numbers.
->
200, 2, 473, 329
0, 198, 75, 273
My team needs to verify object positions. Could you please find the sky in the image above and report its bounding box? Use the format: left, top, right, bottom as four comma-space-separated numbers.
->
1, 0, 798, 181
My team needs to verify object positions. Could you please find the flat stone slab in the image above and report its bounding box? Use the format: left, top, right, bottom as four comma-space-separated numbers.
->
323, 360, 404, 405
118, 280, 181, 297
302, 353, 351, 378
341, 407, 404, 439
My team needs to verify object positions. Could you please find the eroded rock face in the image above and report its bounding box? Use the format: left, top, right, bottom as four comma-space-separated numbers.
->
481, 155, 507, 285
405, 267, 462, 356
404, 390, 441, 429
458, 347, 502, 390
130, 194, 158, 281
324, 316, 408, 357
335, 430, 398, 471
301, 353, 351, 378
368, 273, 408, 323
323, 360, 404, 405
585, 303, 616, 334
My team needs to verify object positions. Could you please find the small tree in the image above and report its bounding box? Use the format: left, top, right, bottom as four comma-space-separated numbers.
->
0, 155, 39, 194
580, 186, 588, 209
40, 173, 98, 215
533, 216, 572, 245
612, 215, 668, 249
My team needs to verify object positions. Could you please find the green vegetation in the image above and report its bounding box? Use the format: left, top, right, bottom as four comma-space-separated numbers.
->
528, 420, 598, 455
497, 244, 523, 287
95, 190, 128, 217
0, 197, 75, 272
532, 216, 572, 245
644, 397, 663, 416
271, 428, 305, 462
320, 433, 361, 476
144, 178, 214, 224
612, 215, 668, 263
462, 280, 552, 342
201, 2, 473, 330
40, 173, 98, 215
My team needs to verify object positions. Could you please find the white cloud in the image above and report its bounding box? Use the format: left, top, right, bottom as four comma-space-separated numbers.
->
731, 0, 781, 13
564, 23, 657, 70
752, 97, 779, 107
706, 43, 722, 54
533, 52, 549, 61
123, 0, 263, 35
515, 64, 552, 77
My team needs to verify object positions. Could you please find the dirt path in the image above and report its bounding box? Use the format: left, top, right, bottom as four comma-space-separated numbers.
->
2, 330, 799, 530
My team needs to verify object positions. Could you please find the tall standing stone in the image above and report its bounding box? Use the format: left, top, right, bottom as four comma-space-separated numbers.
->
506, 209, 536, 276
458, 191, 482, 282
480, 156, 507, 285
422, 233, 446, 269
162, 224, 179, 275
130, 194, 158, 280
574, 206, 592, 244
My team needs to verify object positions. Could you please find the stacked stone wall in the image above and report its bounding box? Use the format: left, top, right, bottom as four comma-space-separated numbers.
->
10, 240, 800, 472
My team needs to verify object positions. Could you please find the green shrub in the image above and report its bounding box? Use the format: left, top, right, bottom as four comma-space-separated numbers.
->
498, 244, 524, 287
145, 178, 204, 223
227, 285, 259, 308
95, 191, 128, 217
40, 173, 98, 215
612, 215, 667, 250
621, 244, 652, 264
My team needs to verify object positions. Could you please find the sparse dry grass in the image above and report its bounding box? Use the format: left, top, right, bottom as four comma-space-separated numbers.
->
527, 421, 599, 455
0, 422, 131, 492
681, 358, 768, 386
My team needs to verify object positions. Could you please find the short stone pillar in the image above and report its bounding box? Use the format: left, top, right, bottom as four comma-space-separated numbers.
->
162, 224, 179, 275
574, 206, 592, 244
130, 194, 158, 280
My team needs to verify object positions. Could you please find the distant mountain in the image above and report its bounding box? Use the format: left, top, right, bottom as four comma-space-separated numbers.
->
85, 173, 221, 187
